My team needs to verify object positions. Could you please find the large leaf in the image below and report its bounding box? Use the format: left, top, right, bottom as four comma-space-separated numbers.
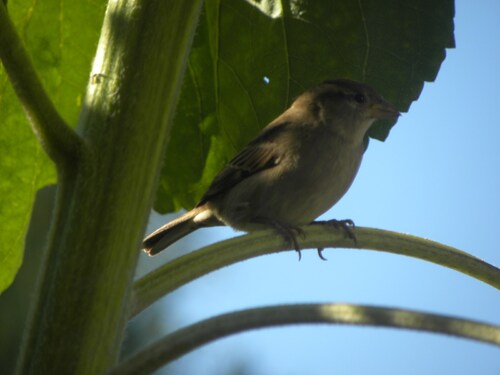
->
156, 0, 455, 213
0, 1, 105, 292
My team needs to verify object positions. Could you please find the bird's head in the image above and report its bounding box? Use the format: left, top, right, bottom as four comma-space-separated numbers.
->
292, 79, 400, 142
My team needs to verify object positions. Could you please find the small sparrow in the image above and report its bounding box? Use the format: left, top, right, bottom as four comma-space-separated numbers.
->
143, 79, 400, 257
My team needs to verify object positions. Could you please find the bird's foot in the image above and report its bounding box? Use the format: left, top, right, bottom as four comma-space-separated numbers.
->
311, 219, 357, 260
255, 218, 305, 260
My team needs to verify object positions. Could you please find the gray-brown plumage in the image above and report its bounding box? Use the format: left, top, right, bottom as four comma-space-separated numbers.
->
143, 79, 400, 256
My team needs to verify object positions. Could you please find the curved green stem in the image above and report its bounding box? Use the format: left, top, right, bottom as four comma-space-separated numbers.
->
0, 2, 87, 169
131, 226, 500, 317
114, 303, 500, 375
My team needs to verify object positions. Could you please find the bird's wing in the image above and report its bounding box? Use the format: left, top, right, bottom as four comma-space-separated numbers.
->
197, 122, 287, 205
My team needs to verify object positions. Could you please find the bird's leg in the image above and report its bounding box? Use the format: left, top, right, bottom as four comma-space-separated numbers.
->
253, 218, 305, 260
311, 219, 357, 260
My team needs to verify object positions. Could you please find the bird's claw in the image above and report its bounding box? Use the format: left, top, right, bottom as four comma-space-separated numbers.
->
311, 219, 357, 259
316, 247, 327, 261
282, 225, 305, 261
257, 219, 305, 261
324, 219, 357, 244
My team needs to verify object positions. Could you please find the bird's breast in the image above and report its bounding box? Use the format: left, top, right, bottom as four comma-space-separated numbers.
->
274, 135, 364, 223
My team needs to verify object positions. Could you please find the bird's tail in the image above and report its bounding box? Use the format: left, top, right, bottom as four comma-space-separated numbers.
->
143, 206, 216, 256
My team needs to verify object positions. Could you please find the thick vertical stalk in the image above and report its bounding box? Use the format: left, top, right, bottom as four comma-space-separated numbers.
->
17, 1, 203, 374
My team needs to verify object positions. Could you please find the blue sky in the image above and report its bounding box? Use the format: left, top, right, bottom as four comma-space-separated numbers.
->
137, 1, 500, 373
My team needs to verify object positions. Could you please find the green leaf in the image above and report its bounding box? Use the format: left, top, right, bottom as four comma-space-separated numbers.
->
0, 1, 105, 292
155, 0, 455, 213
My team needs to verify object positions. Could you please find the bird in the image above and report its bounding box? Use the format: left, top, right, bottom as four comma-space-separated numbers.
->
143, 79, 400, 258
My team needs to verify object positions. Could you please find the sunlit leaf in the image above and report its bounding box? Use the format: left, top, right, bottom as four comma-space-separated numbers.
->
0, 0, 105, 292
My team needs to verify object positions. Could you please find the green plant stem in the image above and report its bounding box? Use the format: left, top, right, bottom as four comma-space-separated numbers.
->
0, 2, 86, 169
15, 1, 204, 374
113, 303, 500, 375
131, 226, 500, 317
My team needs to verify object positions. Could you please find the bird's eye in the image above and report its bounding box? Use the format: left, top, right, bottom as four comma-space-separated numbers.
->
354, 93, 366, 104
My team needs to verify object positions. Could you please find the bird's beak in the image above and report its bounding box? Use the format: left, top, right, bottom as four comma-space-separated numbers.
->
370, 100, 400, 120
